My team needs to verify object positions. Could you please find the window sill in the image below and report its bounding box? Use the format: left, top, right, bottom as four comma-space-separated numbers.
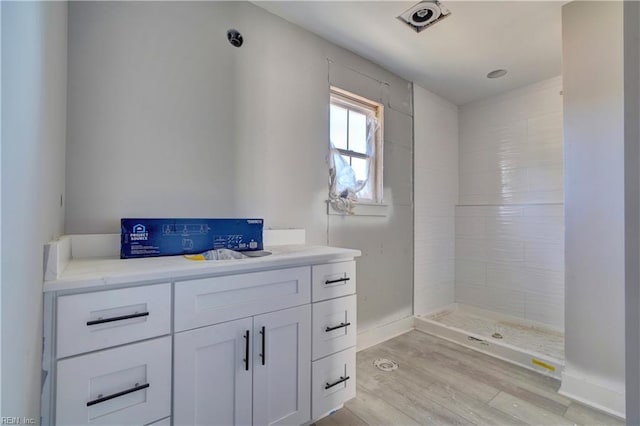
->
326, 201, 390, 217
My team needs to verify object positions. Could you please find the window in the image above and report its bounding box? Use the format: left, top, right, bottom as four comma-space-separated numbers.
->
329, 87, 383, 209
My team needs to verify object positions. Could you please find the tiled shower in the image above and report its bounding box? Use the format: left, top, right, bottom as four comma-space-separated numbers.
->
414, 75, 565, 366
456, 76, 564, 330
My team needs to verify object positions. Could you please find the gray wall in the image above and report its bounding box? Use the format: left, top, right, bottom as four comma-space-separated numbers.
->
1, 1, 67, 418
66, 2, 238, 234
561, 1, 625, 417
66, 1, 414, 334
625, 1, 640, 422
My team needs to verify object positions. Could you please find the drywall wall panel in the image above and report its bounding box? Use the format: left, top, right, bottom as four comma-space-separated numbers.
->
625, 2, 640, 422
1, 1, 67, 417
0, 1, 3, 411
413, 84, 458, 315
230, 2, 330, 244
66, 1, 414, 337
561, 1, 625, 417
65, 2, 239, 234
328, 205, 413, 332
324, 43, 414, 333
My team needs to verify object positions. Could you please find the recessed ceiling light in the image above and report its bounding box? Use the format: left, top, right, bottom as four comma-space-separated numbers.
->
487, 69, 508, 79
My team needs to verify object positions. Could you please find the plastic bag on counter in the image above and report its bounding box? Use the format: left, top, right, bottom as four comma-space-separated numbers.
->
184, 249, 248, 261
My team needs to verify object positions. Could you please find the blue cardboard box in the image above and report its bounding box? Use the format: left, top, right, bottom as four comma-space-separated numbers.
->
121, 218, 263, 259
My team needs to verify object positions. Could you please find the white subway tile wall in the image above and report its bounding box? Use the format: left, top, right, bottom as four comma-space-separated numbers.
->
459, 76, 563, 205
455, 204, 565, 329
455, 76, 564, 330
414, 85, 459, 315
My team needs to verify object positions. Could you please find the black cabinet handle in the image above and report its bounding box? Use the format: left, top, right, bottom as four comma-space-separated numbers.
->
325, 322, 351, 332
86, 312, 149, 326
259, 326, 266, 366
86, 382, 149, 407
243, 330, 250, 371
325, 376, 350, 390
325, 277, 350, 285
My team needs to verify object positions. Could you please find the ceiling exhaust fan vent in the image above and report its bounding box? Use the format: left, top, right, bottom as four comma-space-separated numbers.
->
397, 1, 451, 33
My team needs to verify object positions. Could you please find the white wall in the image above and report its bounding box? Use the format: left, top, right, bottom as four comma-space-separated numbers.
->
0, 0, 3, 410
413, 84, 458, 315
66, 2, 239, 235
561, 1, 625, 417
65, 2, 414, 337
1, 1, 67, 418
455, 77, 565, 329
625, 1, 640, 422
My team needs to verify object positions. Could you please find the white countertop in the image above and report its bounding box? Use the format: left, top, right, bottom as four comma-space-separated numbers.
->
43, 245, 361, 293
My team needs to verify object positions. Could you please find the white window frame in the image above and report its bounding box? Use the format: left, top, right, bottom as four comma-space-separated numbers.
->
330, 87, 384, 204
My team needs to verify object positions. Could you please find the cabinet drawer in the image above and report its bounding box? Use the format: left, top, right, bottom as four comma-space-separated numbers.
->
312, 261, 356, 302
312, 347, 356, 420
312, 295, 357, 360
174, 267, 311, 332
56, 336, 172, 426
57, 283, 171, 358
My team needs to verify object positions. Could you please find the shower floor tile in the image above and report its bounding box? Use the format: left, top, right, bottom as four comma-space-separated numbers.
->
425, 305, 564, 361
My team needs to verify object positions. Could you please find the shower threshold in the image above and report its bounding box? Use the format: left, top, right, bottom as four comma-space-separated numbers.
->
415, 303, 564, 379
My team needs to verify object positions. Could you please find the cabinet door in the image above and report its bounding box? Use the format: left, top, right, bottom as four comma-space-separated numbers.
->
253, 305, 311, 426
174, 317, 253, 426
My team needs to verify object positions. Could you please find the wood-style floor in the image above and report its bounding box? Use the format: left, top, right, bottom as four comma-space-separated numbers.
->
315, 330, 624, 426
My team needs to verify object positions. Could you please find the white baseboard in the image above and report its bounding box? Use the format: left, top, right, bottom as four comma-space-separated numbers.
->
357, 316, 415, 352
560, 369, 626, 419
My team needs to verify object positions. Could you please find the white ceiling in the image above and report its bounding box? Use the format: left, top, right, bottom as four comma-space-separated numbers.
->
255, 1, 563, 105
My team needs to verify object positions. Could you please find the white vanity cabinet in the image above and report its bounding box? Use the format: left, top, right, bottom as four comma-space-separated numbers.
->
310, 261, 358, 420
42, 244, 359, 426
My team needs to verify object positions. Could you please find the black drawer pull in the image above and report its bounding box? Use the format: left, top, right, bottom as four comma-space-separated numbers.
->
243, 330, 250, 371
86, 382, 149, 407
260, 326, 266, 366
325, 376, 350, 390
86, 311, 149, 326
325, 322, 351, 332
325, 277, 350, 285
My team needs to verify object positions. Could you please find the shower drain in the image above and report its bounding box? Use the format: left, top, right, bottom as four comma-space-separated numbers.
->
373, 358, 399, 372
